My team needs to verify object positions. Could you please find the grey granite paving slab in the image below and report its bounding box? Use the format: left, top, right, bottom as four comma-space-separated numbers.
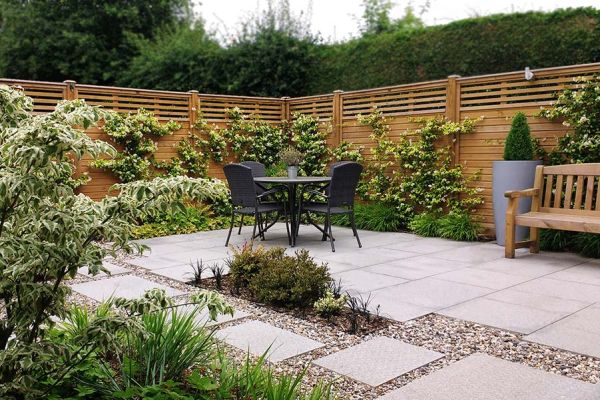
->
363, 256, 471, 280
216, 320, 324, 362
368, 286, 435, 321
127, 255, 185, 270
381, 238, 474, 254
314, 258, 362, 274
78, 261, 129, 277
432, 243, 505, 264
434, 267, 532, 290
374, 278, 492, 309
177, 304, 250, 327
546, 262, 600, 286
320, 248, 420, 268
485, 288, 592, 314
314, 337, 443, 387
70, 275, 183, 301
333, 269, 407, 293
525, 304, 600, 358
472, 252, 585, 278
510, 277, 600, 303
378, 353, 595, 400
439, 297, 570, 334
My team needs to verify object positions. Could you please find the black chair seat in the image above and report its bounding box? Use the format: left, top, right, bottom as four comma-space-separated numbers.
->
301, 202, 352, 214
237, 204, 284, 215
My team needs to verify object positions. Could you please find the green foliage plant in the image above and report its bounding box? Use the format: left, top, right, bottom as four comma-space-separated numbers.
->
92, 109, 181, 182
408, 212, 441, 237
329, 140, 364, 163
249, 248, 331, 308
503, 112, 534, 160
0, 85, 228, 397
437, 211, 481, 241
314, 290, 348, 318
540, 75, 600, 164
332, 202, 408, 232
227, 242, 269, 292
291, 113, 331, 176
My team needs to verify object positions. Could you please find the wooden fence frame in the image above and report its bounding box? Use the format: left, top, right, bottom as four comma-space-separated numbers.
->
2, 61, 600, 232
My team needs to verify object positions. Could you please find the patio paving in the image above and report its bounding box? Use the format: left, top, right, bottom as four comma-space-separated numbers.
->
313, 337, 443, 386
70, 275, 184, 301
215, 320, 324, 362
378, 353, 597, 400
127, 223, 600, 359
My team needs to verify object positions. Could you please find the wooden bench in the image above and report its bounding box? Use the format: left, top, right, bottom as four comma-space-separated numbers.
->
504, 163, 600, 258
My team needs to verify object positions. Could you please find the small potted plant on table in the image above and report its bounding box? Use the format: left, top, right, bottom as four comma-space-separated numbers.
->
279, 146, 303, 178
492, 112, 542, 245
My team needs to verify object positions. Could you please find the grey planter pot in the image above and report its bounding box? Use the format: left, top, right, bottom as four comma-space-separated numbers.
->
287, 166, 298, 179
492, 160, 542, 246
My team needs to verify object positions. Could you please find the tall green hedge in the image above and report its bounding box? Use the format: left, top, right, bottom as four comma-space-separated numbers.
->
309, 8, 600, 93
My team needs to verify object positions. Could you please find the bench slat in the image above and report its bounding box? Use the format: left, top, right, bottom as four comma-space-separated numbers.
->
543, 174, 553, 207
585, 176, 595, 210
553, 175, 564, 208
564, 175, 574, 207
543, 163, 600, 175
574, 176, 584, 209
515, 212, 600, 233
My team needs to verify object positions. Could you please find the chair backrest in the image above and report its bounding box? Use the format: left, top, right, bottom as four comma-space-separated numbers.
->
240, 161, 267, 194
240, 161, 266, 177
328, 162, 363, 207
327, 160, 352, 177
536, 163, 600, 215
223, 164, 257, 207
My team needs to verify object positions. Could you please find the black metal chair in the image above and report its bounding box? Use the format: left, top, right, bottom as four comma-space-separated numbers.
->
239, 161, 270, 233
297, 162, 363, 252
223, 164, 290, 247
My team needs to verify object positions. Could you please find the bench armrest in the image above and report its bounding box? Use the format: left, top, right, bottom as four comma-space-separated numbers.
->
504, 188, 539, 199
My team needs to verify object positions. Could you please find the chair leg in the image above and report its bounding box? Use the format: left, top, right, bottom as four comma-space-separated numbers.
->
296, 202, 302, 237
505, 217, 516, 258
321, 215, 328, 241
283, 210, 291, 246
252, 213, 258, 241
327, 213, 335, 252
225, 211, 235, 247
257, 213, 265, 240
238, 215, 244, 235
530, 227, 540, 254
350, 212, 362, 248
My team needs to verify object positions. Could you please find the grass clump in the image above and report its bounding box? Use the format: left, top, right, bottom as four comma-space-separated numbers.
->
408, 212, 440, 237
437, 211, 481, 241
333, 202, 408, 232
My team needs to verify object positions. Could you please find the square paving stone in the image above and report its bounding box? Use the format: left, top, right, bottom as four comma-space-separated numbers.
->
379, 353, 595, 400
375, 278, 492, 309
314, 337, 443, 387
78, 261, 129, 277
177, 304, 250, 327
434, 268, 532, 290
333, 269, 407, 293
127, 255, 185, 270
439, 297, 570, 334
70, 275, 183, 301
485, 288, 592, 314
525, 305, 600, 358
363, 256, 471, 280
368, 287, 435, 322
215, 320, 324, 362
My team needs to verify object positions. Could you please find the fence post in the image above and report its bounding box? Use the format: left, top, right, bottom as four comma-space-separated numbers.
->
332, 90, 344, 146
445, 75, 461, 165
63, 80, 77, 100
281, 96, 290, 122
188, 90, 199, 126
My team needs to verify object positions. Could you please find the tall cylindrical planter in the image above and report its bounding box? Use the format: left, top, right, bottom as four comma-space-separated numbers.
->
492, 160, 542, 246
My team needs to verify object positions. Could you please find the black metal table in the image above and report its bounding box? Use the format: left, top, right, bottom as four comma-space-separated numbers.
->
254, 176, 331, 246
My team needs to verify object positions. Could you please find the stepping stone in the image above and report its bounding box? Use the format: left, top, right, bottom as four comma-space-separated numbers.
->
176, 304, 249, 326
313, 337, 443, 387
378, 353, 595, 400
70, 275, 183, 301
215, 320, 324, 362
525, 304, 600, 358
78, 261, 129, 277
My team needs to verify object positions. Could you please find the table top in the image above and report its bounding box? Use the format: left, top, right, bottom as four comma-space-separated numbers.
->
254, 176, 331, 184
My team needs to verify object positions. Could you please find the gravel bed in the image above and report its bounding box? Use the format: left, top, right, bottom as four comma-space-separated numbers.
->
64, 252, 600, 400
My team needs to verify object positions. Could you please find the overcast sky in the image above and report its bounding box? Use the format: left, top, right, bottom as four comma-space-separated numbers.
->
196, 0, 599, 42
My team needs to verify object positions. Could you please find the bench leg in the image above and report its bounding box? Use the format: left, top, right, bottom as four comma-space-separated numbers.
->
505, 199, 517, 259
529, 227, 540, 254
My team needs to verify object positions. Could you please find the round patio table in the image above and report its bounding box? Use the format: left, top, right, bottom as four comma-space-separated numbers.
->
254, 176, 331, 247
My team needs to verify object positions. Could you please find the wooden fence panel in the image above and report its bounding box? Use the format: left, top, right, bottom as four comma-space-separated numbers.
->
3, 61, 600, 235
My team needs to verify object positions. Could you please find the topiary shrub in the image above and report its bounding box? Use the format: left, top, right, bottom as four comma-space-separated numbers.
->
503, 112, 534, 161
249, 248, 331, 308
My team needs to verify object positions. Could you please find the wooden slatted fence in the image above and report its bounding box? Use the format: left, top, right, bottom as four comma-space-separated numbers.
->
2, 61, 600, 234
